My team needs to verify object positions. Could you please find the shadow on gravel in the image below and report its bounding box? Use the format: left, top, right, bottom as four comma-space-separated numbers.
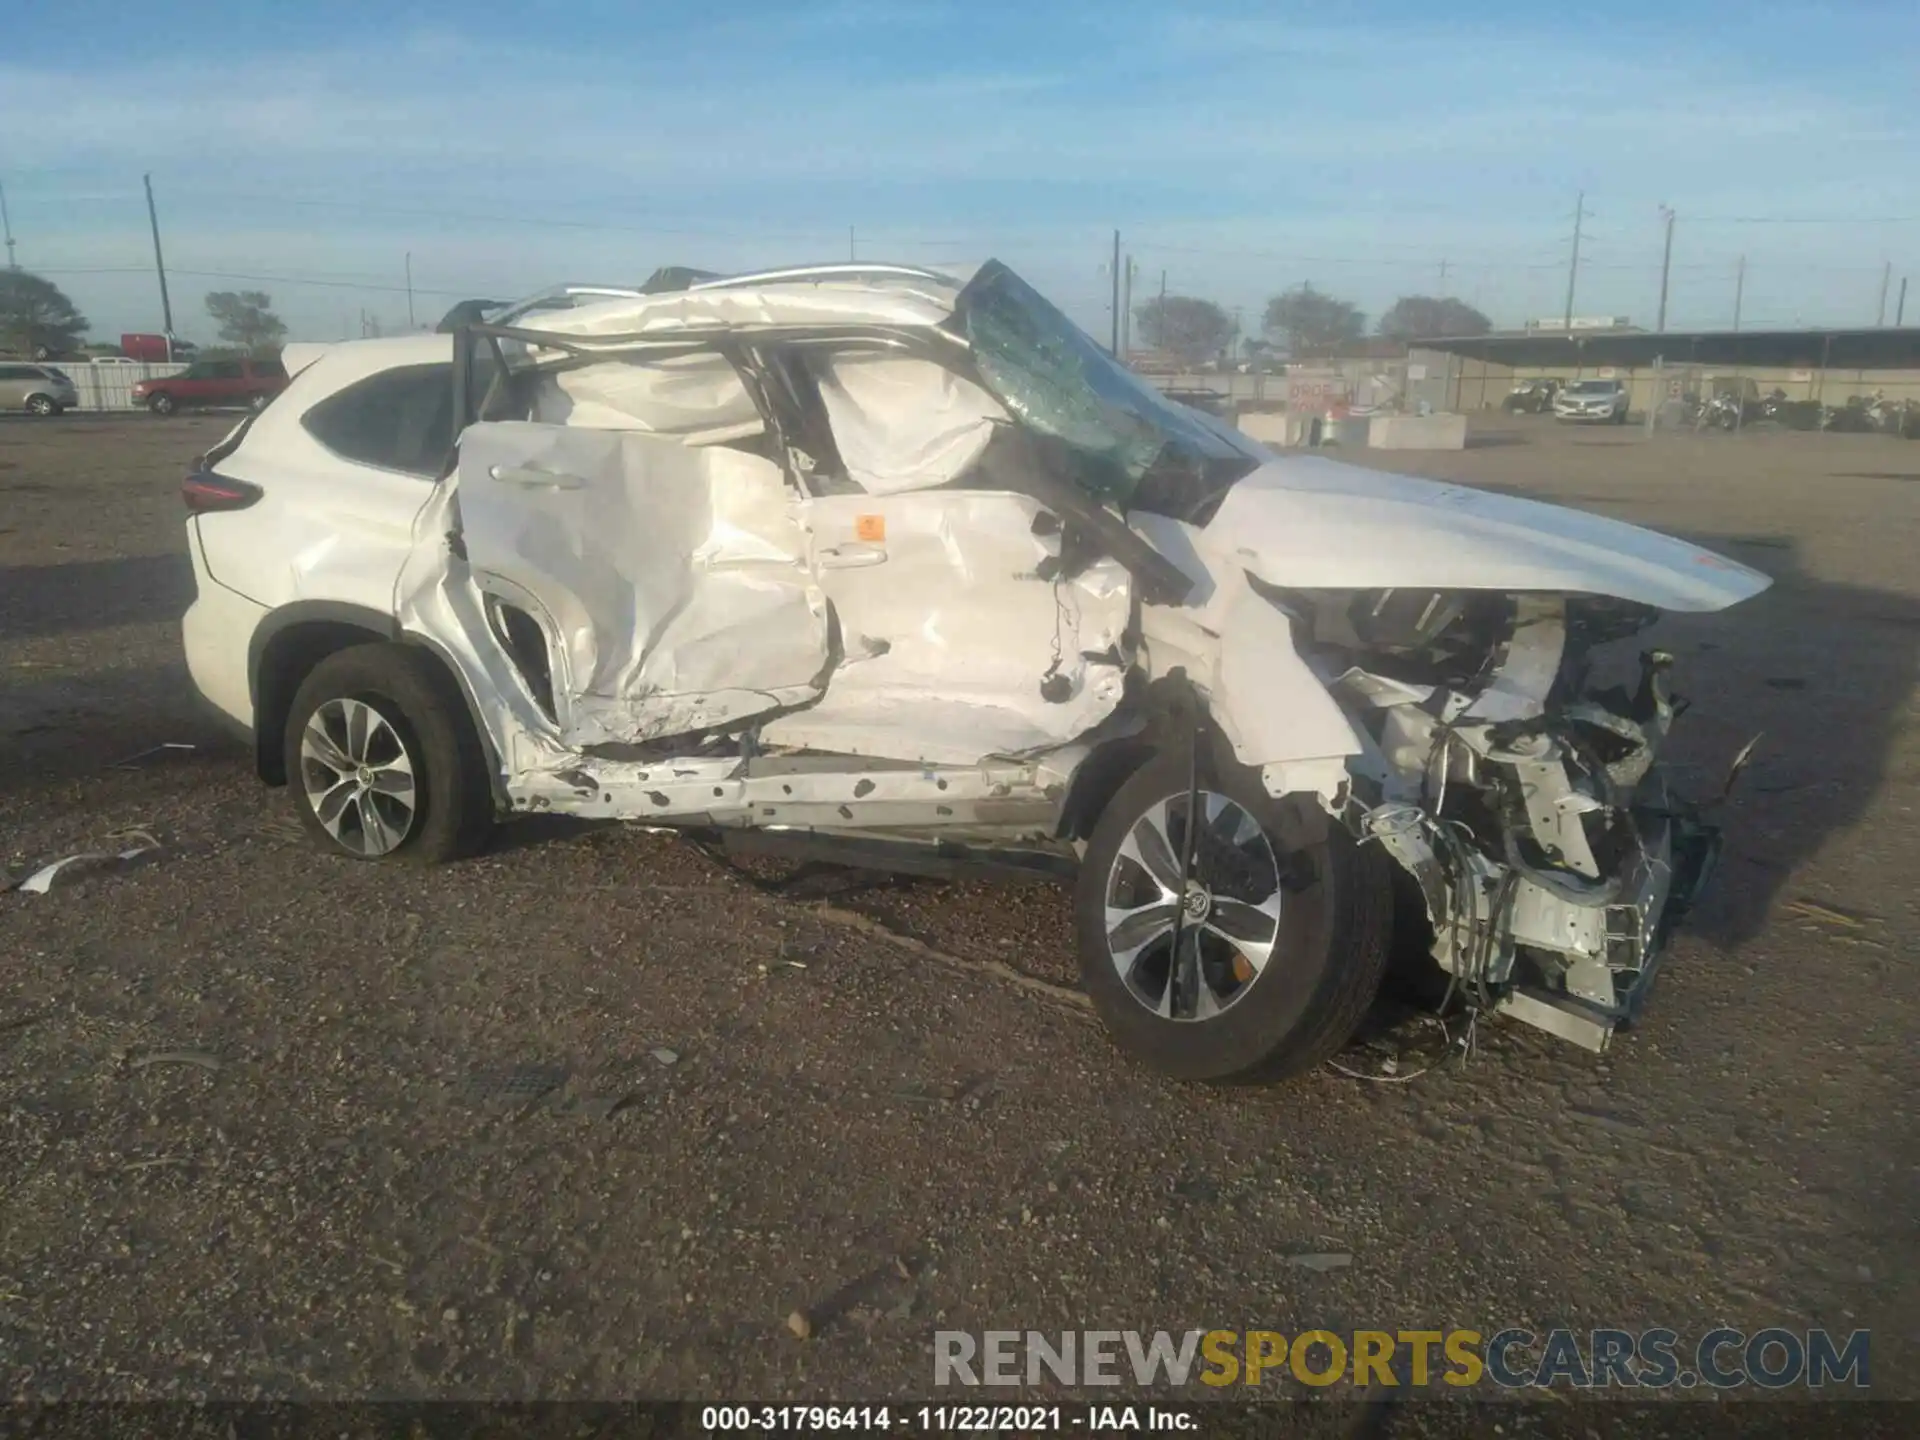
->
0, 553, 195, 639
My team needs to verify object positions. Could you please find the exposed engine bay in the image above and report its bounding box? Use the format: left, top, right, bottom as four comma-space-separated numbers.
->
1286, 586, 1731, 1051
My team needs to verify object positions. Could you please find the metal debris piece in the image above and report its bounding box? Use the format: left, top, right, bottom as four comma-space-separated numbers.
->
128, 1050, 224, 1074
1285, 1252, 1353, 1273
650, 1047, 679, 1066
786, 1309, 813, 1340
107, 742, 197, 771
1785, 898, 1870, 929
14, 830, 162, 894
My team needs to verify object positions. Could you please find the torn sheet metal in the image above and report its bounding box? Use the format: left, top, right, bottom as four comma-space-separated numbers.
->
12, 830, 161, 894
455, 421, 829, 747
757, 490, 1131, 765
812, 354, 1007, 495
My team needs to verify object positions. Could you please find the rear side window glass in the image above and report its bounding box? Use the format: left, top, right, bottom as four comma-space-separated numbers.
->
301, 364, 454, 477
255, 360, 288, 378
0, 364, 32, 380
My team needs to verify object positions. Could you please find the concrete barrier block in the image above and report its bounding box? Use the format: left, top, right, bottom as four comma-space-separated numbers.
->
1367, 413, 1469, 450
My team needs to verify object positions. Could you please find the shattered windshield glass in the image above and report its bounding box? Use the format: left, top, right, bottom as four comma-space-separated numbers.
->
955, 262, 1264, 515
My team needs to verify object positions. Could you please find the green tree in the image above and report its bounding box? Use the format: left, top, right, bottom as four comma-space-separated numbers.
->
1134, 295, 1236, 363
1262, 284, 1364, 357
204, 290, 287, 355
0, 270, 89, 359
1377, 295, 1493, 339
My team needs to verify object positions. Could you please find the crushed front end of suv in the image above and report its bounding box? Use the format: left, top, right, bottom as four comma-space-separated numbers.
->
181, 261, 1769, 1082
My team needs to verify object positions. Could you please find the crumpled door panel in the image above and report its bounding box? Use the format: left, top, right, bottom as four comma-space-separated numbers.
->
456, 421, 830, 747
758, 490, 1131, 764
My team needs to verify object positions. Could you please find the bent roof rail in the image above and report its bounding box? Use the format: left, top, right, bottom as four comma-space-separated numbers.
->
689, 263, 957, 291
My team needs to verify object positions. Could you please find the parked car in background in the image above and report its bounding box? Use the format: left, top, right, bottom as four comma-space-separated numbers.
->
0, 361, 80, 416
132, 356, 289, 415
1553, 378, 1630, 423
1501, 378, 1560, 413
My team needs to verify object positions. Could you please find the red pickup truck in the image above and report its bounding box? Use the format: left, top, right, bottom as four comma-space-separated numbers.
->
132, 356, 289, 415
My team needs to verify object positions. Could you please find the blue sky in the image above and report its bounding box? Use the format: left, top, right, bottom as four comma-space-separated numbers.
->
5, 0, 1917, 343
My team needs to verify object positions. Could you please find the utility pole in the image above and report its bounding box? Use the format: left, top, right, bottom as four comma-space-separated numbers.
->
848, 226, 856, 262
1733, 255, 1746, 332
143, 172, 175, 339
1562, 191, 1586, 332
1438, 258, 1448, 296
1109, 229, 1121, 355
1655, 205, 1675, 332
405, 252, 415, 329
1898, 277, 1909, 326
1877, 261, 1892, 325
0, 179, 17, 269
1120, 255, 1137, 357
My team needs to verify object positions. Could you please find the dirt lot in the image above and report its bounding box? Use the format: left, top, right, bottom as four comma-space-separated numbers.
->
2, 411, 1916, 1421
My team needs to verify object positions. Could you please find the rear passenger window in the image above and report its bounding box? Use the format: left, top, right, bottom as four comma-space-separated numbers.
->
301, 364, 454, 477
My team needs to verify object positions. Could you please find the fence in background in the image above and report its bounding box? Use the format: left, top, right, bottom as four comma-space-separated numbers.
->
52, 361, 190, 412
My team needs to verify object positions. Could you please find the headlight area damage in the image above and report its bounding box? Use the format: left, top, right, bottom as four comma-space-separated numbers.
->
1292, 587, 1743, 1052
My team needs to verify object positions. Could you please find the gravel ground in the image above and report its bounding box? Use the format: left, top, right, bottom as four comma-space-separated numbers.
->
1, 411, 1915, 1424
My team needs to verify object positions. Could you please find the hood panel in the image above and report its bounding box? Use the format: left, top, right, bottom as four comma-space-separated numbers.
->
1200, 456, 1770, 612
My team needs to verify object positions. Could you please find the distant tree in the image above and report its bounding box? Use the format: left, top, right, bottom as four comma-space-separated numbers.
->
1377, 295, 1493, 339
204, 290, 287, 355
1263, 284, 1364, 356
0, 270, 89, 359
1134, 295, 1236, 363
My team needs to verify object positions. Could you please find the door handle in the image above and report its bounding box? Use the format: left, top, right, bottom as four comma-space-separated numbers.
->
818, 542, 887, 570
488, 464, 585, 490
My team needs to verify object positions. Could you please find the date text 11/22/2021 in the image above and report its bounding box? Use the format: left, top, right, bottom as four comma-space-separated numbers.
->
701, 1405, 1197, 1432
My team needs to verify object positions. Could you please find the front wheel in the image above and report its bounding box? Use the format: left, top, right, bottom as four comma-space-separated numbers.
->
1074, 752, 1391, 1083
148, 393, 177, 416
247, 392, 270, 413
25, 394, 58, 417
284, 643, 496, 863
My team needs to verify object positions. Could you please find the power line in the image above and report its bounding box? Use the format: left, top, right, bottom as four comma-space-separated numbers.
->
1687, 214, 1920, 225
34, 264, 488, 297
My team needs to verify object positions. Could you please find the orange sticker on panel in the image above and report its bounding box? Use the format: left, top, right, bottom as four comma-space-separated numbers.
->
855, 514, 886, 542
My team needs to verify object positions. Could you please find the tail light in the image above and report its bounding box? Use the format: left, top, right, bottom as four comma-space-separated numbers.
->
181, 470, 263, 513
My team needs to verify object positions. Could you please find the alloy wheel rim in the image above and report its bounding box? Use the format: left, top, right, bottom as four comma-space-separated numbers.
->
299, 698, 418, 857
1103, 791, 1286, 1022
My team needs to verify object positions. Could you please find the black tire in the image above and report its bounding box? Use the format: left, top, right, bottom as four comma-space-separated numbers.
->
148, 393, 177, 416
1074, 751, 1392, 1083
25, 394, 57, 417
283, 642, 495, 864
247, 392, 270, 414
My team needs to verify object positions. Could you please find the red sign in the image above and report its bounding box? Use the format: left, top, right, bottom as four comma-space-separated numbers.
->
1287, 369, 1352, 414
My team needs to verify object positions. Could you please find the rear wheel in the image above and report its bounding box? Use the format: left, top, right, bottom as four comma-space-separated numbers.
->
148, 393, 177, 416
284, 643, 495, 864
25, 394, 58, 417
1074, 751, 1391, 1083
247, 392, 270, 414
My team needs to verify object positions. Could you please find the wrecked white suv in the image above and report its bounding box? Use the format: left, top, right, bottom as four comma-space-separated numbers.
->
181, 262, 1769, 1082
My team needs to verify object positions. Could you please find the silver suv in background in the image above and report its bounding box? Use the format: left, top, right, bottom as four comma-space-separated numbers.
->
0, 362, 80, 416
1553, 378, 1630, 424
